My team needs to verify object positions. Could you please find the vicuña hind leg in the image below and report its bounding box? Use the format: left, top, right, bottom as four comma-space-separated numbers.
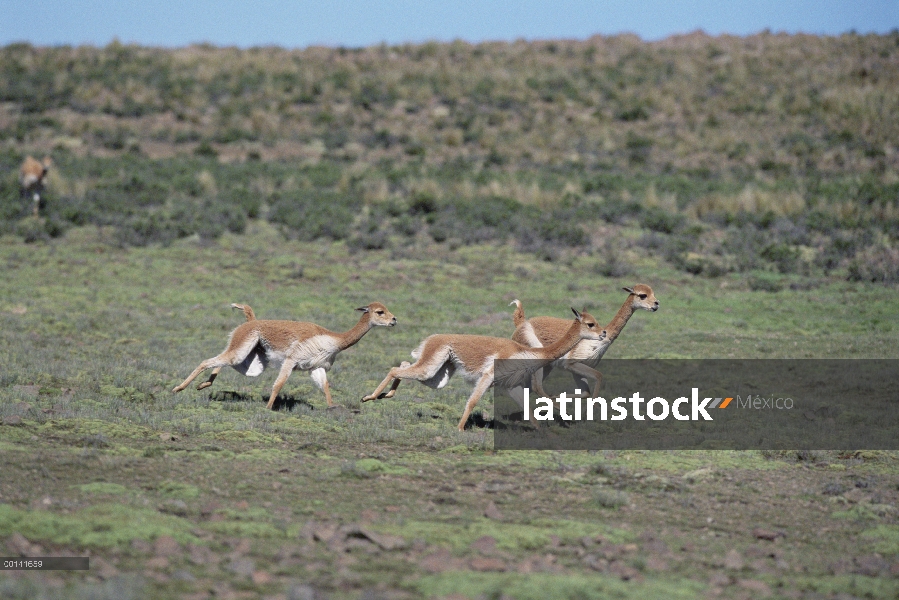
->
196, 367, 223, 390
376, 361, 410, 399
361, 358, 444, 403
174, 334, 260, 394
361, 366, 405, 402
173, 357, 231, 392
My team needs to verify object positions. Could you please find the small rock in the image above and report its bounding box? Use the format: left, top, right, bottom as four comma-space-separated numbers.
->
469, 556, 506, 572
228, 538, 252, 556
682, 467, 714, 482
357, 527, 407, 551
470, 535, 497, 555
159, 499, 188, 516
359, 509, 377, 522
642, 540, 670, 555
724, 549, 744, 570
584, 554, 608, 572
745, 545, 771, 559
172, 570, 196, 582
286, 584, 317, 600
420, 548, 465, 573
853, 554, 889, 577
311, 523, 339, 543
7, 532, 39, 556
752, 528, 780, 541
12, 385, 39, 398
737, 579, 772, 596
3, 415, 23, 427
484, 501, 504, 520
518, 553, 562, 574
92, 557, 119, 580
145, 556, 169, 570
228, 557, 255, 577
187, 544, 214, 566
199, 501, 220, 517
159, 432, 178, 442
251, 570, 272, 585
153, 535, 181, 557
608, 560, 641, 581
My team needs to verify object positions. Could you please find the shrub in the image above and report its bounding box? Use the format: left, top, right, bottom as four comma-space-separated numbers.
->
760, 242, 800, 274
748, 274, 784, 292
816, 231, 861, 272
640, 206, 685, 234
594, 239, 634, 278
194, 141, 218, 158
267, 190, 355, 241
848, 247, 899, 284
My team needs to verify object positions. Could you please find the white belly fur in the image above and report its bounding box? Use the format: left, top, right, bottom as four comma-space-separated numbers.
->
233, 334, 341, 376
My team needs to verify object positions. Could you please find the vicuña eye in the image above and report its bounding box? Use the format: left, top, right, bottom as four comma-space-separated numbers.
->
639, 294, 647, 299
588, 323, 595, 327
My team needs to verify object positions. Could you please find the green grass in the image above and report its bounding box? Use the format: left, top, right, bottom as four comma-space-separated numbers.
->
0, 224, 897, 598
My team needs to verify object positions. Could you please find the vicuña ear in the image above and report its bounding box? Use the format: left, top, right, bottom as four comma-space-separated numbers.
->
571, 307, 583, 321
622, 287, 635, 294
355, 306, 370, 313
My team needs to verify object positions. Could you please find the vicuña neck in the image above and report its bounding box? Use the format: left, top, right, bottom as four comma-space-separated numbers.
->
604, 299, 636, 343
540, 319, 583, 359
337, 314, 372, 351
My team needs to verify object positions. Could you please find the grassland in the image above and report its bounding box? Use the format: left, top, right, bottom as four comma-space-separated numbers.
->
0, 222, 897, 599
2, 32, 899, 283
1, 31, 899, 600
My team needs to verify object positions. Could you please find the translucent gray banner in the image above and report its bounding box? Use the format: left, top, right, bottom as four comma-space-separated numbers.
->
492, 360, 899, 450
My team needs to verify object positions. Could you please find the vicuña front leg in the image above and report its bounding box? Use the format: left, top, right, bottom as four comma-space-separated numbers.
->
529, 366, 551, 398
309, 367, 335, 408
566, 363, 602, 398
266, 359, 297, 409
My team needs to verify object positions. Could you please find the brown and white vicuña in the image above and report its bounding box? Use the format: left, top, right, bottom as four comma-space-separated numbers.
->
19, 155, 52, 217
511, 284, 659, 398
173, 302, 397, 409
362, 308, 606, 431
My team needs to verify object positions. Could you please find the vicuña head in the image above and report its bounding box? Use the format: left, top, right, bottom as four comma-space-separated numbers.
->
623, 284, 659, 313
362, 306, 605, 431
172, 301, 396, 409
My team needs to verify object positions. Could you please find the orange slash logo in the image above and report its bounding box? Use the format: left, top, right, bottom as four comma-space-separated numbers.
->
710, 397, 733, 409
